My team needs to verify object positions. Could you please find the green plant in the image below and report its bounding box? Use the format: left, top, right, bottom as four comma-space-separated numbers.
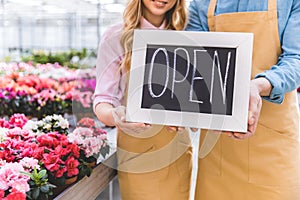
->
20, 48, 95, 69
22, 167, 56, 200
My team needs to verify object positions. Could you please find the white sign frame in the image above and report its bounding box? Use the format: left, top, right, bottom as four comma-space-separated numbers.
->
126, 29, 253, 132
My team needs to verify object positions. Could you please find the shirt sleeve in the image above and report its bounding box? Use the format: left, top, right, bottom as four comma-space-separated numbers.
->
255, 0, 300, 104
186, 0, 209, 31
93, 26, 125, 112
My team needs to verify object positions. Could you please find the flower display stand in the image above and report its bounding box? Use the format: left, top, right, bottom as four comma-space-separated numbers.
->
54, 153, 117, 200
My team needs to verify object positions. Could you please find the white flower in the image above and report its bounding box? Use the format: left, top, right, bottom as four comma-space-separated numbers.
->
58, 118, 69, 129
0, 127, 8, 142
52, 114, 60, 121
43, 124, 51, 130
37, 121, 44, 127
22, 120, 38, 131
43, 115, 53, 122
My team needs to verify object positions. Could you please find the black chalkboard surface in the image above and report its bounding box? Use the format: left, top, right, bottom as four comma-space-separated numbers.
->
142, 45, 236, 116
126, 30, 253, 132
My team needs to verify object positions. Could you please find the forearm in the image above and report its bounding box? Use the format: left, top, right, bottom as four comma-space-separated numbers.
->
252, 77, 272, 97
94, 103, 116, 127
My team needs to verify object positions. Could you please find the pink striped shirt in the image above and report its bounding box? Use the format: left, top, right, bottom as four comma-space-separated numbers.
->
93, 17, 166, 111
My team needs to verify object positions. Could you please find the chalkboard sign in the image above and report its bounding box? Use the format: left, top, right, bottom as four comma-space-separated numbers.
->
126, 30, 253, 132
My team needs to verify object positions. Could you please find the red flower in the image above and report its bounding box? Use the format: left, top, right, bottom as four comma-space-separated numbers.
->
0, 189, 4, 198
54, 145, 70, 157
32, 146, 45, 160
54, 167, 67, 178
35, 132, 81, 178
0, 118, 10, 128
37, 134, 56, 148
65, 157, 79, 177
77, 117, 95, 128
43, 153, 62, 172
5, 188, 26, 200
8, 114, 28, 128
0, 148, 16, 163
66, 143, 80, 158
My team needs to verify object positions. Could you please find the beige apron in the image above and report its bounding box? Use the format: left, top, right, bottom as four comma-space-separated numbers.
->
117, 125, 192, 200
195, 0, 300, 199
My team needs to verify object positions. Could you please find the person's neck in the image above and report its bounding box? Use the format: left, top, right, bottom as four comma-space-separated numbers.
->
144, 15, 165, 28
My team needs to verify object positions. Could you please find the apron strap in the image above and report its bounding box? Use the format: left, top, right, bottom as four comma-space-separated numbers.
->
268, 0, 278, 20
268, 0, 277, 11
208, 0, 278, 30
207, 0, 217, 31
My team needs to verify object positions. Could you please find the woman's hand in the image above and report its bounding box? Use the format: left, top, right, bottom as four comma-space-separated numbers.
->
166, 126, 198, 133
223, 78, 271, 139
112, 106, 151, 134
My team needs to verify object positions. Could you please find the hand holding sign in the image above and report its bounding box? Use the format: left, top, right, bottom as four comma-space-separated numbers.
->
223, 78, 271, 139
112, 106, 152, 135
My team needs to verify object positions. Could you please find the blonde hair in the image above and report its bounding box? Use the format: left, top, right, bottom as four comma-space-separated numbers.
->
120, 0, 187, 71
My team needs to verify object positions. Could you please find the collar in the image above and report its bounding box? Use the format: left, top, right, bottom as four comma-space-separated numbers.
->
140, 16, 166, 30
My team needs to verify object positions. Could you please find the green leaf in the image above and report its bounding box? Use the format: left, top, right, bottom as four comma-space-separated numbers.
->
33, 188, 40, 200
48, 183, 57, 189
20, 171, 34, 179
38, 170, 47, 178
40, 185, 49, 193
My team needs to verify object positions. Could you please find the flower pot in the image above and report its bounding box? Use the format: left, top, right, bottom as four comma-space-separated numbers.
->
65, 176, 78, 185
87, 160, 97, 168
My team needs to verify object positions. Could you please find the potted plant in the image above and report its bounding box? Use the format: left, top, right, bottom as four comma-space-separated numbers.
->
22, 167, 56, 200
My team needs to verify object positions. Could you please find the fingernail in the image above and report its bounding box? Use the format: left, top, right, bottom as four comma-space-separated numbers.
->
213, 130, 221, 134
250, 117, 255, 125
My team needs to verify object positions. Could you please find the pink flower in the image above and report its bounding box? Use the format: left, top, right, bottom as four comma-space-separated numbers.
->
71, 89, 92, 108
6, 127, 34, 140
99, 134, 107, 140
67, 133, 84, 145
19, 157, 40, 170
11, 179, 30, 194
83, 137, 101, 158
33, 89, 57, 106
72, 127, 94, 138
0, 162, 29, 193
68, 120, 108, 159
94, 127, 107, 135
8, 114, 28, 128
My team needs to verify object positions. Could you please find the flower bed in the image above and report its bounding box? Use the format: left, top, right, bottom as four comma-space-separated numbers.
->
0, 62, 96, 119
0, 114, 110, 200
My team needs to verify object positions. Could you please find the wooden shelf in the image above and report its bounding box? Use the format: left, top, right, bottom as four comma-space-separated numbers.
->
54, 156, 117, 200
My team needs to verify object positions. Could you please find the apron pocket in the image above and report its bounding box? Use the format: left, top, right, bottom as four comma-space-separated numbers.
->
249, 123, 300, 186
117, 145, 156, 173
